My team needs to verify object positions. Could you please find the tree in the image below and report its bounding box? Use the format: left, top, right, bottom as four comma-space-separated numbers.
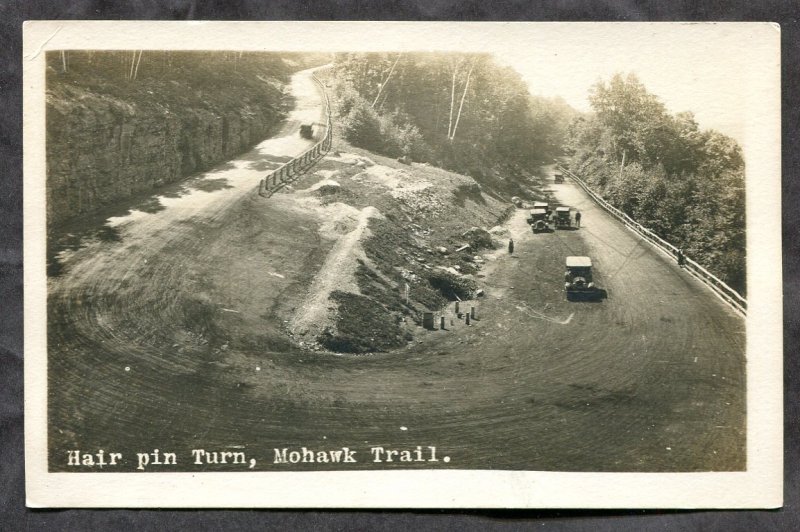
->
589, 72, 669, 165
330, 52, 575, 176
571, 71, 747, 294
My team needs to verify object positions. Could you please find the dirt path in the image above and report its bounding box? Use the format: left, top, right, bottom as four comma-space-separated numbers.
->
289, 205, 381, 340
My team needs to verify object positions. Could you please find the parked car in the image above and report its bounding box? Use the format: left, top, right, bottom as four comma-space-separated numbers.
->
554, 207, 572, 229
564, 256, 599, 300
527, 208, 551, 233
533, 201, 549, 213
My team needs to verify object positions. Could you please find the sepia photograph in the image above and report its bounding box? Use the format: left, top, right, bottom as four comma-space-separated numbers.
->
23, 21, 782, 508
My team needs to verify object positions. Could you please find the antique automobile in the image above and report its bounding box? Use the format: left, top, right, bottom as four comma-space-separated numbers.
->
299, 124, 314, 139
564, 256, 598, 300
527, 207, 550, 233
554, 206, 572, 229
533, 201, 549, 213
554, 172, 564, 183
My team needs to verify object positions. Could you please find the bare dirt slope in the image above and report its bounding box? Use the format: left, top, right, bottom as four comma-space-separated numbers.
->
48, 74, 744, 471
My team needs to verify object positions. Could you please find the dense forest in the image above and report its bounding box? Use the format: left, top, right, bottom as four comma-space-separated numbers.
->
327, 52, 576, 192
565, 73, 746, 294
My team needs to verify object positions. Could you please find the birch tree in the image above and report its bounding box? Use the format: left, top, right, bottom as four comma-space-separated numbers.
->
449, 60, 474, 141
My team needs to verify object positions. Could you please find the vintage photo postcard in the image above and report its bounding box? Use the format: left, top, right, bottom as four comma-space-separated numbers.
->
24, 21, 782, 508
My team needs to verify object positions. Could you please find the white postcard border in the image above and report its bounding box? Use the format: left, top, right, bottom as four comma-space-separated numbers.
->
23, 21, 782, 508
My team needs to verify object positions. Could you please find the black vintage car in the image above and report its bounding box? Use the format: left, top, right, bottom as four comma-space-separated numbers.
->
299, 124, 314, 139
528, 208, 550, 233
564, 256, 601, 300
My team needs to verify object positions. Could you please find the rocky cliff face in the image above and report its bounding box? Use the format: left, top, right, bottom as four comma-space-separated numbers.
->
45, 52, 298, 227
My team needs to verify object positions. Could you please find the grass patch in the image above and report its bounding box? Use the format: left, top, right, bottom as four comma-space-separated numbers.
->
355, 262, 414, 315
315, 184, 359, 206
361, 219, 454, 312
362, 217, 418, 277
318, 291, 412, 353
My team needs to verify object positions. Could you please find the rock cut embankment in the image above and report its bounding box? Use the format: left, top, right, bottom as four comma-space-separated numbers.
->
45, 51, 324, 227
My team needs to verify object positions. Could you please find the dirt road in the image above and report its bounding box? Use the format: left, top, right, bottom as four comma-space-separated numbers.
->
48, 80, 745, 471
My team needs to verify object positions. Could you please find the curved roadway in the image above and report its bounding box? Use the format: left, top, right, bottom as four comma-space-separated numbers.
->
47, 77, 744, 472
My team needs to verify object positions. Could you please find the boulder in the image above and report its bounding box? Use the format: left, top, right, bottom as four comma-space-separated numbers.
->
316, 182, 341, 196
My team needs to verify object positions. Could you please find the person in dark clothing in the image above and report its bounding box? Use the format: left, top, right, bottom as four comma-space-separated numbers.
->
676, 248, 685, 267
575, 211, 582, 228
508, 238, 514, 254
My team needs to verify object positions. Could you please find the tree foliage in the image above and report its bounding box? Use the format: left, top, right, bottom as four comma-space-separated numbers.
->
329, 52, 576, 180
568, 73, 746, 294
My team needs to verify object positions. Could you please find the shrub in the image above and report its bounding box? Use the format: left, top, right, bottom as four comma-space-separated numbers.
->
426, 270, 477, 301
341, 97, 383, 152
337, 94, 431, 161
380, 118, 429, 161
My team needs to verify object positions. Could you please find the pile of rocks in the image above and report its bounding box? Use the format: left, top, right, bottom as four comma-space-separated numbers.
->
391, 185, 446, 217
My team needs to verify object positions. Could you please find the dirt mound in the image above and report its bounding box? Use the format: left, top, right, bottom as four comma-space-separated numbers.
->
276, 144, 513, 353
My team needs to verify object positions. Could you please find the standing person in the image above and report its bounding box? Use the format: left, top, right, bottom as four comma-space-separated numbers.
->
575, 210, 582, 228
676, 248, 685, 267
508, 238, 514, 254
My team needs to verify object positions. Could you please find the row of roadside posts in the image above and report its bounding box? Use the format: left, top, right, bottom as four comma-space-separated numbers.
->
422, 301, 477, 331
